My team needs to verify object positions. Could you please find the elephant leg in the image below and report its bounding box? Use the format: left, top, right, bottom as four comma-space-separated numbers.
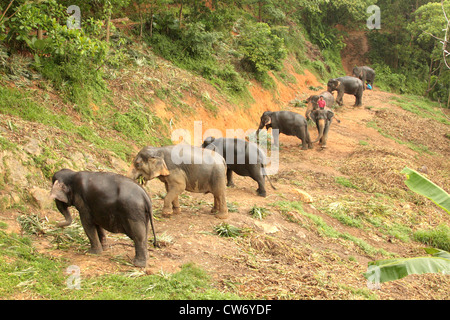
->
212, 189, 229, 219
126, 221, 148, 268
306, 128, 313, 149
255, 175, 267, 197
298, 126, 309, 150
79, 210, 103, 255
162, 184, 184, 217
321, 122, 331, 148
336, 91, 344, 106
96, 226, 108, 250
172, 197, 181, 215
226, 168, 235, 187
355, 92, 362, 106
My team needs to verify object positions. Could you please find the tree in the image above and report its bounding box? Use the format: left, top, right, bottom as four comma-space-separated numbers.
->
409, 0, 450, 105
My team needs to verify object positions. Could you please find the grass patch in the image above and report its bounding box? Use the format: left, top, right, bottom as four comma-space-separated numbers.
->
335, 177, 359, 190
414, 224, 450, 251
390, 95, 450, 126
273, 201, 392, 257
322, 198, 413, 243
0, 229, 240, 299
366, 120, 434, 155
0, 85, 168, 160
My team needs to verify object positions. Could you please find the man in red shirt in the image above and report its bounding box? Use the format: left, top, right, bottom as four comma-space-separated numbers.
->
318, 96, 326, 109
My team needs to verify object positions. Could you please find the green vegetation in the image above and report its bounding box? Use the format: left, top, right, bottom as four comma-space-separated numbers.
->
248, 205, 270, 220
368, 0, 450, 106
0, 229, 240, 299
214, 222, 248, 238
414, 224, 450, 251
274, 201, 392, 257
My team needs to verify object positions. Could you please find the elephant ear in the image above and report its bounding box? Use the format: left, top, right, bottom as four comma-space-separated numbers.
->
327, 110, 335, 121
202, 136, 215, 148
50, 180, 70, 203
151, 157, 170, 177
310, 110, 317, 122
336, 80, 341, 88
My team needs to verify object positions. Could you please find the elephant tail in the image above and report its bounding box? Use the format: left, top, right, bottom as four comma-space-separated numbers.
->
144, 194, 158, 248
261, 164, 276, 190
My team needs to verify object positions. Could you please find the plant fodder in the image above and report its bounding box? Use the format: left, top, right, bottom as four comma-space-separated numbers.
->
373, 107, 450, 155
338, 145, 416, 198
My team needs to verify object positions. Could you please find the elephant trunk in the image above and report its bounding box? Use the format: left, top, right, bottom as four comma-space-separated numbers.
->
256, 120, 266, 142
56, 202, 72, 227
312, 119, 325, 143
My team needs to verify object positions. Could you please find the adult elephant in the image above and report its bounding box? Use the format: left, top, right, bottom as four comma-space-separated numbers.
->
310, 108, 335, 148
129, 144, 229, 219
352, 66, 375, 88
50, 169, 157, 267
202, 137, 275, 197
327, 76, 364, 107
256, 110, 312, 150
305, 91, 335, 120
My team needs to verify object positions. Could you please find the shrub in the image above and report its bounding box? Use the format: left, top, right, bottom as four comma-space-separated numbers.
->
236, 21, 287, 74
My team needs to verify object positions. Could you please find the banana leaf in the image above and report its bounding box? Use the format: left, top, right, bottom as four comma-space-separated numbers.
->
401, 167, 450, 214
364, 249, 450, 283
364, 169, 450, 284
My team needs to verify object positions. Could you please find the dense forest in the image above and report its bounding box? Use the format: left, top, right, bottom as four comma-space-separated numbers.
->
1, 0, 449, 107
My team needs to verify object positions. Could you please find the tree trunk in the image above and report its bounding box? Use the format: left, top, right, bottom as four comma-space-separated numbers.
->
150, 7, 154, 37
179, 0, 183, 28
106, 13, 111, 42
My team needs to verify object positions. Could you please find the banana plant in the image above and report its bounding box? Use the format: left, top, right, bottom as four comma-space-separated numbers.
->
364, 167, 450, 285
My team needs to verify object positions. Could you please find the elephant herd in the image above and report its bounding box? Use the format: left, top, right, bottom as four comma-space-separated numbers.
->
48, 65, 375, 267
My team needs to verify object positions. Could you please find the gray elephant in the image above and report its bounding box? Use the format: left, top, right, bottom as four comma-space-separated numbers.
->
352, 66, 375, 88
50, 169, 157, 267
305, 91, 335, 120
256, 110, 312, 150
129, 144, 229, 219
327, 76, 364, 106
202, 137, 275, 197
310, 108, 335, 148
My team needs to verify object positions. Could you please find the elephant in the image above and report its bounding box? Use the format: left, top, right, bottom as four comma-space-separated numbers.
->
202, 137, 275, 197
352, 66, 375, 88
129, 144, 229, 219
305, 91, 335, 120
256, 110, 312, 150
50, 169, 157, 268
327, 76, 364, 107
310, 108, 335, 148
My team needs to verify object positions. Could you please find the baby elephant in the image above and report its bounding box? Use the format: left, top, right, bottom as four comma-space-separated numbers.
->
129, 144, 229, 219
202, 137, 275, 197
50, 169, 157, 268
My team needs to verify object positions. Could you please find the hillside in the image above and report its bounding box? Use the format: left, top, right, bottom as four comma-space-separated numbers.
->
0, 37, 449, 299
